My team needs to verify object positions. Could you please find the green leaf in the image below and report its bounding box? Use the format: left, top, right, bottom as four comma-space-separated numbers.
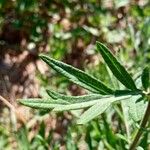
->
53, 99, 102, 111
77, 101, 111, 124
115, 134, 128, 143
115, 90, 142, 96
39, 54, 114, 95
77, 95, 131, 124
46, 89, 107, 103
121, 95, 146, 141
53, 95, 131, 112
19, 98, 69, 109
141, 66, 149, 90
16, 125, 30, 150
96, 41, 137, 90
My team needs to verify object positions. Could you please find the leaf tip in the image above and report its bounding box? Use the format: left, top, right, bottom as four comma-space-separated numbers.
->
18, 99, 26, 105
96, 41, 106, 48
39, 54, 51, 61
39, 53, 45, 58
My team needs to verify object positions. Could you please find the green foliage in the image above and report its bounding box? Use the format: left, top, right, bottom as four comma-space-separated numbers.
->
1, 0, 150, 149
19, 41, 150, 149
16, 125, 30, 150
96, 42, 137, 90
20, 42, 147, 125
39, 54, 114, 95
141, 66, 149, 91
0, 125, 11, 150
46, 89, 102, 102
77, 95, 131, 124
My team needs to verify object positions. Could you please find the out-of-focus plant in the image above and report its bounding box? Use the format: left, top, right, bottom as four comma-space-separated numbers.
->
20, 42, 150, 149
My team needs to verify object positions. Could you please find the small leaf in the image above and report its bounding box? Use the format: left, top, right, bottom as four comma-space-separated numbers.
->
141, 66, 149, 90
46, 89, 106, 103
77, 95, 131, 124
46, 89, 60, 99
53, 99, 101, 111
54, 95, 131, 112
19, 98, 68, 109
96, 41, 137, 90
77, 101, 111, 124
39, 54, 114, 95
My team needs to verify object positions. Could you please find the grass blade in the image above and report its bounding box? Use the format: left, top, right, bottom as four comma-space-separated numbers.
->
39, 54, 114, 95
96, 41, 137, 90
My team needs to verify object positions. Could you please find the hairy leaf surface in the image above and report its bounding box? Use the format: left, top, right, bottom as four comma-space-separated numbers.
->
40, 54, 114, 95
53, 95, 131, 112
77, 94, 131, 124
19, 98, 69, 109
96, 42, 137, 90
46, 89, 107, 103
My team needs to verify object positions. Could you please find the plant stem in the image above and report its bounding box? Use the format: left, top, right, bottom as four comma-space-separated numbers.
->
0, 95, 26, 124
0, 95, 15, 111
129, 101, 150, 150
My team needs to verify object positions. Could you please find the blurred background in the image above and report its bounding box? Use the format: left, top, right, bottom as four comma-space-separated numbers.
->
0, 0, 150, 149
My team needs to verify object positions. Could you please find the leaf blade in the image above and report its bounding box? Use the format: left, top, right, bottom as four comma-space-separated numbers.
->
77, 95, 131, 124
53, 99, 100, 111
19, 98, 68, 109
46, 89, 106, 103
53, 95, 131, 111
77, 101, 111, 124
96, 41, 137, 90
39, 54, 114, 95
141, 66, 149, 90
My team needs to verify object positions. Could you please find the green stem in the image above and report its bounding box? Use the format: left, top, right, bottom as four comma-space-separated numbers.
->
129, 101, 150, 150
